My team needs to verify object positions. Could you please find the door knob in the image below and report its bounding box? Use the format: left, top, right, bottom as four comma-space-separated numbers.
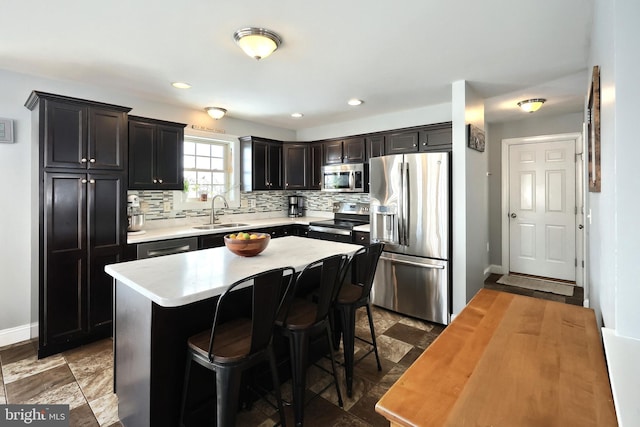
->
510, 213, 517, 218
578, 224, 584, 229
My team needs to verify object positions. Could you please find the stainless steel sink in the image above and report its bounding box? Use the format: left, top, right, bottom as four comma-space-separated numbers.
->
193, 223, 249, 230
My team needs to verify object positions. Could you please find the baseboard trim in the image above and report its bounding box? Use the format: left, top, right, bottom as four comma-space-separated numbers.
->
484, 264, 503, 279
0, 323, 37, 347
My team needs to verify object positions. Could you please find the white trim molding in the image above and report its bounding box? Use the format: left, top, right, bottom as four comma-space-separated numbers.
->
0, 323, 37, 347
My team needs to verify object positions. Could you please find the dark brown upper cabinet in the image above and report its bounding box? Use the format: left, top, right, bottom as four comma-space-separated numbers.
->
419, 124, 453, 152
240, 136, 283, 191
128, 116, 186, 190
323, 137, 365, 165
25, 91, 130, 171
385, 131, 420, 154
365, 135, 385, 161
309, 142, 323, 190
283, 143, 310, 190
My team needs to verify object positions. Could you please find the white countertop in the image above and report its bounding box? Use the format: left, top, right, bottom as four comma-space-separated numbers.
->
126, 216, 330, 244
106, 236, 362, 308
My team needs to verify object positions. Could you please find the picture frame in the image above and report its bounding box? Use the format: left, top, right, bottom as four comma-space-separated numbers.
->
0, 118, 14, 143
587, 65, 601, 192
467, 123, 485, 152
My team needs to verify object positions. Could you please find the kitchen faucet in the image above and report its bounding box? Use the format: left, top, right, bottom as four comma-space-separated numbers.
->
210, 195, 229, 224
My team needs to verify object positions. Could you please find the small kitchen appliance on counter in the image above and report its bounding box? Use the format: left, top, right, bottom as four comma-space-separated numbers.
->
127, 194, 145, 232
288, 195, 300, 218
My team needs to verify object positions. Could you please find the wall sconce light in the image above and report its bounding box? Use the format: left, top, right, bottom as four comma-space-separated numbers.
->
206, 107, 227, 120
233, 27, 282, 60
517, 98, 546, 113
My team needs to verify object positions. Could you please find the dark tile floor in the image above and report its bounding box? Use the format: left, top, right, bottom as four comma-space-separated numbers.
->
0, 276, 584, 426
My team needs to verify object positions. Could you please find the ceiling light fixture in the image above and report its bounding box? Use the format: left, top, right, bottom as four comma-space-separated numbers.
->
348, 99, 363, 106
233, 27, 282, 60
171, 82, 191, 89
291, 112, 304, 118
205, 107, 227, 120
517, 98, 546, 113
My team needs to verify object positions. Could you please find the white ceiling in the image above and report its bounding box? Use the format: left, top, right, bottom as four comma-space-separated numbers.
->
1, 0, 593, 130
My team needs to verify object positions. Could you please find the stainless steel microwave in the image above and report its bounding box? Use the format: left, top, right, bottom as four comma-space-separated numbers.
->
321, 163, 365, 192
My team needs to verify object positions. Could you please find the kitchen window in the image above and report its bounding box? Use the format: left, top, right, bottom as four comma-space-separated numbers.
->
173, 132, 241, 210
183, 137, 228, 199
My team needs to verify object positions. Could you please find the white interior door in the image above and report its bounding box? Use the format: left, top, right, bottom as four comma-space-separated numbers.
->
509, 140, 576, 281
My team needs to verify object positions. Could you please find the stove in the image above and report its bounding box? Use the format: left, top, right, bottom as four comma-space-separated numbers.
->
308, 202, 369, 243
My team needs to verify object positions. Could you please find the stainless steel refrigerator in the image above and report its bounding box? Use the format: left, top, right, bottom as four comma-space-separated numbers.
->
369, 152, 450, 324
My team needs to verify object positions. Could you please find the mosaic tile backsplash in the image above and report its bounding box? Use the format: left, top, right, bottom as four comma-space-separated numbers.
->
130, 190, 370, 221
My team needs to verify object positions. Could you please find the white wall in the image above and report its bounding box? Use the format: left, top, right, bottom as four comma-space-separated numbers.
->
451, 80, 487, 316
610, 0, 640, 340
590, 2, 640, 424
486, 112, 584, 267
0, 68, 295, 344
587, 0, 617, 330
296, 103, 452, 141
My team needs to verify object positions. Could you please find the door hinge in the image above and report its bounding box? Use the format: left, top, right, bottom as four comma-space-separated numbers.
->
582, 260, 585, 268
575, 258, 578, 267
575, 206, 578, 214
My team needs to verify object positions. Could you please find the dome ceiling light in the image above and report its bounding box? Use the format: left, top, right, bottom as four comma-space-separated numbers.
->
233, 27, 282, 60
348, 99, 363, 106
171, 82, 191, 89
206, 107, 227, 120
517, 98, 546, 113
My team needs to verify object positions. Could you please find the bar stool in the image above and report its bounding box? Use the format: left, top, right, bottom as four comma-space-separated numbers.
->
180, 266, 294, 427
276, 254, 349, 427
334, 243, 384, 397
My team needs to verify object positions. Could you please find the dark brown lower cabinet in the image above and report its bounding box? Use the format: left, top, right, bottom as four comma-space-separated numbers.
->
41, 171, 125, 357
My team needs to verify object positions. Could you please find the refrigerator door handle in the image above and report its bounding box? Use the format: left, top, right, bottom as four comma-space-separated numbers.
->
402, 162, 409, 246
379, 255, 446, 269
397, 162, 404, 245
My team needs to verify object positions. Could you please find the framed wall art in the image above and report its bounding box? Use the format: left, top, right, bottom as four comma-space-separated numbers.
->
467, 123, 485, 152
0, 118, 14, 143
587, 65, 601, 192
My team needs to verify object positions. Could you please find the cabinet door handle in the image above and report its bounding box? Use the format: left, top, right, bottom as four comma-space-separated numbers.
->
89, 158, 96, 163
153, 179, 158, 183
422, 142, 427, 146
412, 143, 417, 147
81, 158, 88, 163
158, 179, 163, 183
81, 178, 87, 184
89, 179, 95, 184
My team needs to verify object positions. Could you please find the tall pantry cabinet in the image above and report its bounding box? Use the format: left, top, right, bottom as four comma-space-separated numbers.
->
26, 91, 131, 358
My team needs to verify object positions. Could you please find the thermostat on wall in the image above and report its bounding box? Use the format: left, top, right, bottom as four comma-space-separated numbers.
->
0, 118, 15, 143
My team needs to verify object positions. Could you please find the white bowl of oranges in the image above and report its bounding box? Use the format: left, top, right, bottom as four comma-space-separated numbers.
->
224, 232, 270, 257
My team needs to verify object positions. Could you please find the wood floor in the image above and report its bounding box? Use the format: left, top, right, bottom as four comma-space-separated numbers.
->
0, 277, 584, 426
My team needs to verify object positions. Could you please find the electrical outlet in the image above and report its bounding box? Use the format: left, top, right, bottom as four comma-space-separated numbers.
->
163, 202, 171, 212
248, 199, 256, 208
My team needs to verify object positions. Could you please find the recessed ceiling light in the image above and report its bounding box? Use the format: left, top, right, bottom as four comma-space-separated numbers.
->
348, 98, 363, 106
291, 112, 304, 118
171, 82, 192, 89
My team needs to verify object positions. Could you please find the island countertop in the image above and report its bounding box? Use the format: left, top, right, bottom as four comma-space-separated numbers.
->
105, 236, 362, 308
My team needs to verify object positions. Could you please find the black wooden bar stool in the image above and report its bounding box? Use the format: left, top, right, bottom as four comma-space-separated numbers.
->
275, 254, 349, 427
334, 243, 384, 397
180, 266, 294, 427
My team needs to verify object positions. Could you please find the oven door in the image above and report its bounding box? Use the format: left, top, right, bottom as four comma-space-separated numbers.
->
308, 225, 353, 243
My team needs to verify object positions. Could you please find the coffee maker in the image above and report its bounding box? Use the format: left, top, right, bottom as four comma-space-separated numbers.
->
288, 195, 299, 218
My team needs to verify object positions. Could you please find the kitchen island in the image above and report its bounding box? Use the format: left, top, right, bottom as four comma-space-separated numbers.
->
105, 236, 362, 427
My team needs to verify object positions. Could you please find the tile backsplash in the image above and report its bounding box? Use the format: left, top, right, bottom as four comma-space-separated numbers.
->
129, 190, 370, 221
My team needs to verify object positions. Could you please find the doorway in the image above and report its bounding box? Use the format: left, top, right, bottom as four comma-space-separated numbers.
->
501, 133, 584, 287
